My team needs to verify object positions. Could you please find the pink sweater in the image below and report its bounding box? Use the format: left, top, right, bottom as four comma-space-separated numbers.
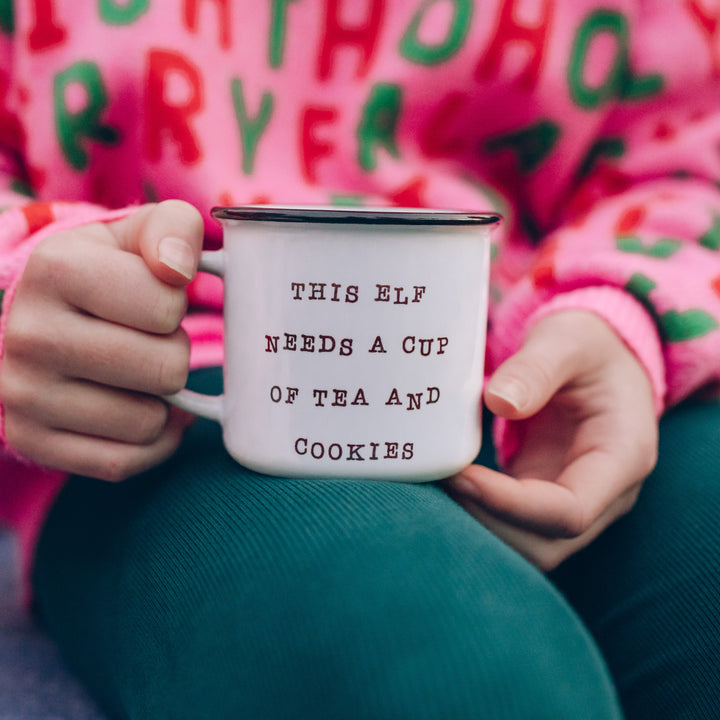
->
1, 0, 720, 587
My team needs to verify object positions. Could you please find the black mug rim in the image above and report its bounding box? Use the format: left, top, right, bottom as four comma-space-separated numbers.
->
211, 205, 502, 227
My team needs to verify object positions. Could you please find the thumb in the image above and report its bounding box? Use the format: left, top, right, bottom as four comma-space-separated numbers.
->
485, 315, 584, 420
108, 200, 204, 287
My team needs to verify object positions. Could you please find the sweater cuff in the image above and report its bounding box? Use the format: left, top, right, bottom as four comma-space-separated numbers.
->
492, 286, 666, 467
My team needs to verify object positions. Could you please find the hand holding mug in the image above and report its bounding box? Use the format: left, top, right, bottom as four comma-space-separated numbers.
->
0, 200, 202, 481
447, 310, 658, 570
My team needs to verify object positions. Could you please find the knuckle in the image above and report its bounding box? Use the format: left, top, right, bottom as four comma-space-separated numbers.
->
0, 376, 38, 418
152, 287, 188, 334
152, 332, 190, 395
553, 511, 587, 540
158, 199, 203, 230
2, 416, 32, 458
638, 434, 659, 477
6, 314, 67, 368
1, 306, 63, 373
532, 544, 568, 573
536, 550, 564, 573
618, 484, 643, 518
24, 232, 77, 287
132, 399, 169, 444
525, 354, 559, 396
3, 415, 61, 471
0, 362, 20, 412
4, 314, 43, 358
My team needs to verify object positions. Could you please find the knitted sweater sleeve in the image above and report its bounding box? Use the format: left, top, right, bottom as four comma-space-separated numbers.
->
488, 10, 718, 424
485, 3, 720, 463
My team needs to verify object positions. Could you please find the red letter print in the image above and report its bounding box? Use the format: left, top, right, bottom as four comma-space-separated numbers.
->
28, 0, 67, 52
317, 0, 384, 81
300, 105, 338, 183
183, 0, 231, 50
686, 0, 720, 75
145, 49, 204, 165
475, 0, 554, 89
419, 91, 466, 158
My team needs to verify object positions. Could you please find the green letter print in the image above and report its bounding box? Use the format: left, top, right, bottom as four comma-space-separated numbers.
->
616, 236, 682, 258
568, 9, 663, 109
0, 0, 13, 34
484, 119, 561, 173
400, 0, 472, 65
357, 83, 402, 171
699, 214, 720, 251
576, 136, 625, 178
268, 0, 301, 68
54, 61, 121, 170
99, 0, 149, 25
230, 78, 274, 175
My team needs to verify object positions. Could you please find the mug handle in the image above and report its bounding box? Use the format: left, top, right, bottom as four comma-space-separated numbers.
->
163, 249, 226, 423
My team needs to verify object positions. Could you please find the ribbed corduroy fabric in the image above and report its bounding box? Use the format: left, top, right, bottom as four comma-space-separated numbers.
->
32, 370, 720, 719
551, 399, 720, 720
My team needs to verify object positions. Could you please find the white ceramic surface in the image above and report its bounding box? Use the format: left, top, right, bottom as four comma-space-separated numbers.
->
167, 206, 500, 481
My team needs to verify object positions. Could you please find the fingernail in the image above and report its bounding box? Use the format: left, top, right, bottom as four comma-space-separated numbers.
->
487, 377, 527, 411
159, 236, 195, 280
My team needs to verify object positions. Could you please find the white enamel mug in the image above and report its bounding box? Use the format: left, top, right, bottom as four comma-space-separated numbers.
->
166, 205, 501, 481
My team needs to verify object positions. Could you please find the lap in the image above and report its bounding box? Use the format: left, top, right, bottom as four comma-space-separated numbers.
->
551, 399, 720, 719
32, 369, 619, 720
